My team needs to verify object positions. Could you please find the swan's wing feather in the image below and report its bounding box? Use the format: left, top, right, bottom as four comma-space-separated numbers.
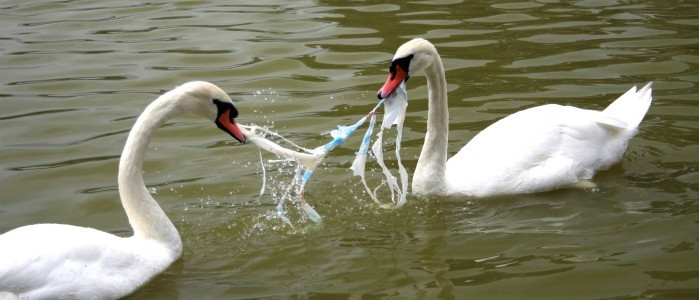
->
446, 105, 626, 196
595, 116, 628, 130
0, 224, 168, 299
602, 82, 652, 129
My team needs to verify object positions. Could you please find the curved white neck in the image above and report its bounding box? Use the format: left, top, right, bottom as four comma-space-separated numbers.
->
118, 94, 182, 252
412, 54, 449, 195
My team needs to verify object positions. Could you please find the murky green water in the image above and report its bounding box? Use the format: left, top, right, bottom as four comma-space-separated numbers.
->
2, 0, 698, 298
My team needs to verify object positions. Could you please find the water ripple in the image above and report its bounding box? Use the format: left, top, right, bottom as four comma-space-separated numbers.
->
1, 0, 697, 298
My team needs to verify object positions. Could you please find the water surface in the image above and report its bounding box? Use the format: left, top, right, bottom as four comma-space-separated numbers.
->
1, 0, 698, 298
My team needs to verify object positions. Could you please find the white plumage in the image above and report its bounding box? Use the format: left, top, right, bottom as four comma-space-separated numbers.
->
377, 38, 652, 197
1, 225, 173, 299
0, 81, 246, 299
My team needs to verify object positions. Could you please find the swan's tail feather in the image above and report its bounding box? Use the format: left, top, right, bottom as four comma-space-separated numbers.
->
602, 82, 653, 129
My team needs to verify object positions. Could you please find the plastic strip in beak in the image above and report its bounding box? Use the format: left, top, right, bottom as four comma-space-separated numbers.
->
240, 82, 409, 224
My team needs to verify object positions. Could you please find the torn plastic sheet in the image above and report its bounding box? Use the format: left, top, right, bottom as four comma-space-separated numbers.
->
240, 82, 409, 223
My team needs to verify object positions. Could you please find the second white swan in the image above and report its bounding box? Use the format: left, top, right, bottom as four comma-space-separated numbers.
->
377, 38, 653, 197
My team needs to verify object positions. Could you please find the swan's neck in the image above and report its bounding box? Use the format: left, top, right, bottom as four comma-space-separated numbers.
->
413, 54, 449, 195
118, 94, 182, 254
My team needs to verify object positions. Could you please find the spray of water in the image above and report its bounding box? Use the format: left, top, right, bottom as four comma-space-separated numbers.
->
240, 82, 410, 224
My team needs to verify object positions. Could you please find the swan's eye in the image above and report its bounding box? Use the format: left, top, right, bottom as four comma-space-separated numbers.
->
228, 104, 239, 118
389, 54, 414, 80
212, 99, 239, 119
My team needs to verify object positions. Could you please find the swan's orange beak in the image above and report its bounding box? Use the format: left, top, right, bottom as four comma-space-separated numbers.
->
216, 109, 246, 143
378, 64, 408, 100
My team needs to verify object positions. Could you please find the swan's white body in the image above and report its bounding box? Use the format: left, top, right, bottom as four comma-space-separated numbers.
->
0, 225, 174, 299
378, 38, 652, 197
0, 81, 246, 299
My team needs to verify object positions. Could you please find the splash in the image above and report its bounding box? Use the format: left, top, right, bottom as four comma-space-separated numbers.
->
241, 82, 409, 223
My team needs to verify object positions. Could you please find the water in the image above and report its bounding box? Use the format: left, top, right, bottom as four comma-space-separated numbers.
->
1, 0, 698, 298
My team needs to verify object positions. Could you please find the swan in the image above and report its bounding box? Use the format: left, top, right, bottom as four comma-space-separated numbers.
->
377, 38, 653, 197
0, 81, 246, 299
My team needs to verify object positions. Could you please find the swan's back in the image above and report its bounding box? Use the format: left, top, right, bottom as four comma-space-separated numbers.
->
0, 224, 175, 299
445, 83, 652, 197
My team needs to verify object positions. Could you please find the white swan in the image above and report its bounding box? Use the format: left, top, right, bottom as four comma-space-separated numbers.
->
0, 81, 246, 299
377, 38, 653, 197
